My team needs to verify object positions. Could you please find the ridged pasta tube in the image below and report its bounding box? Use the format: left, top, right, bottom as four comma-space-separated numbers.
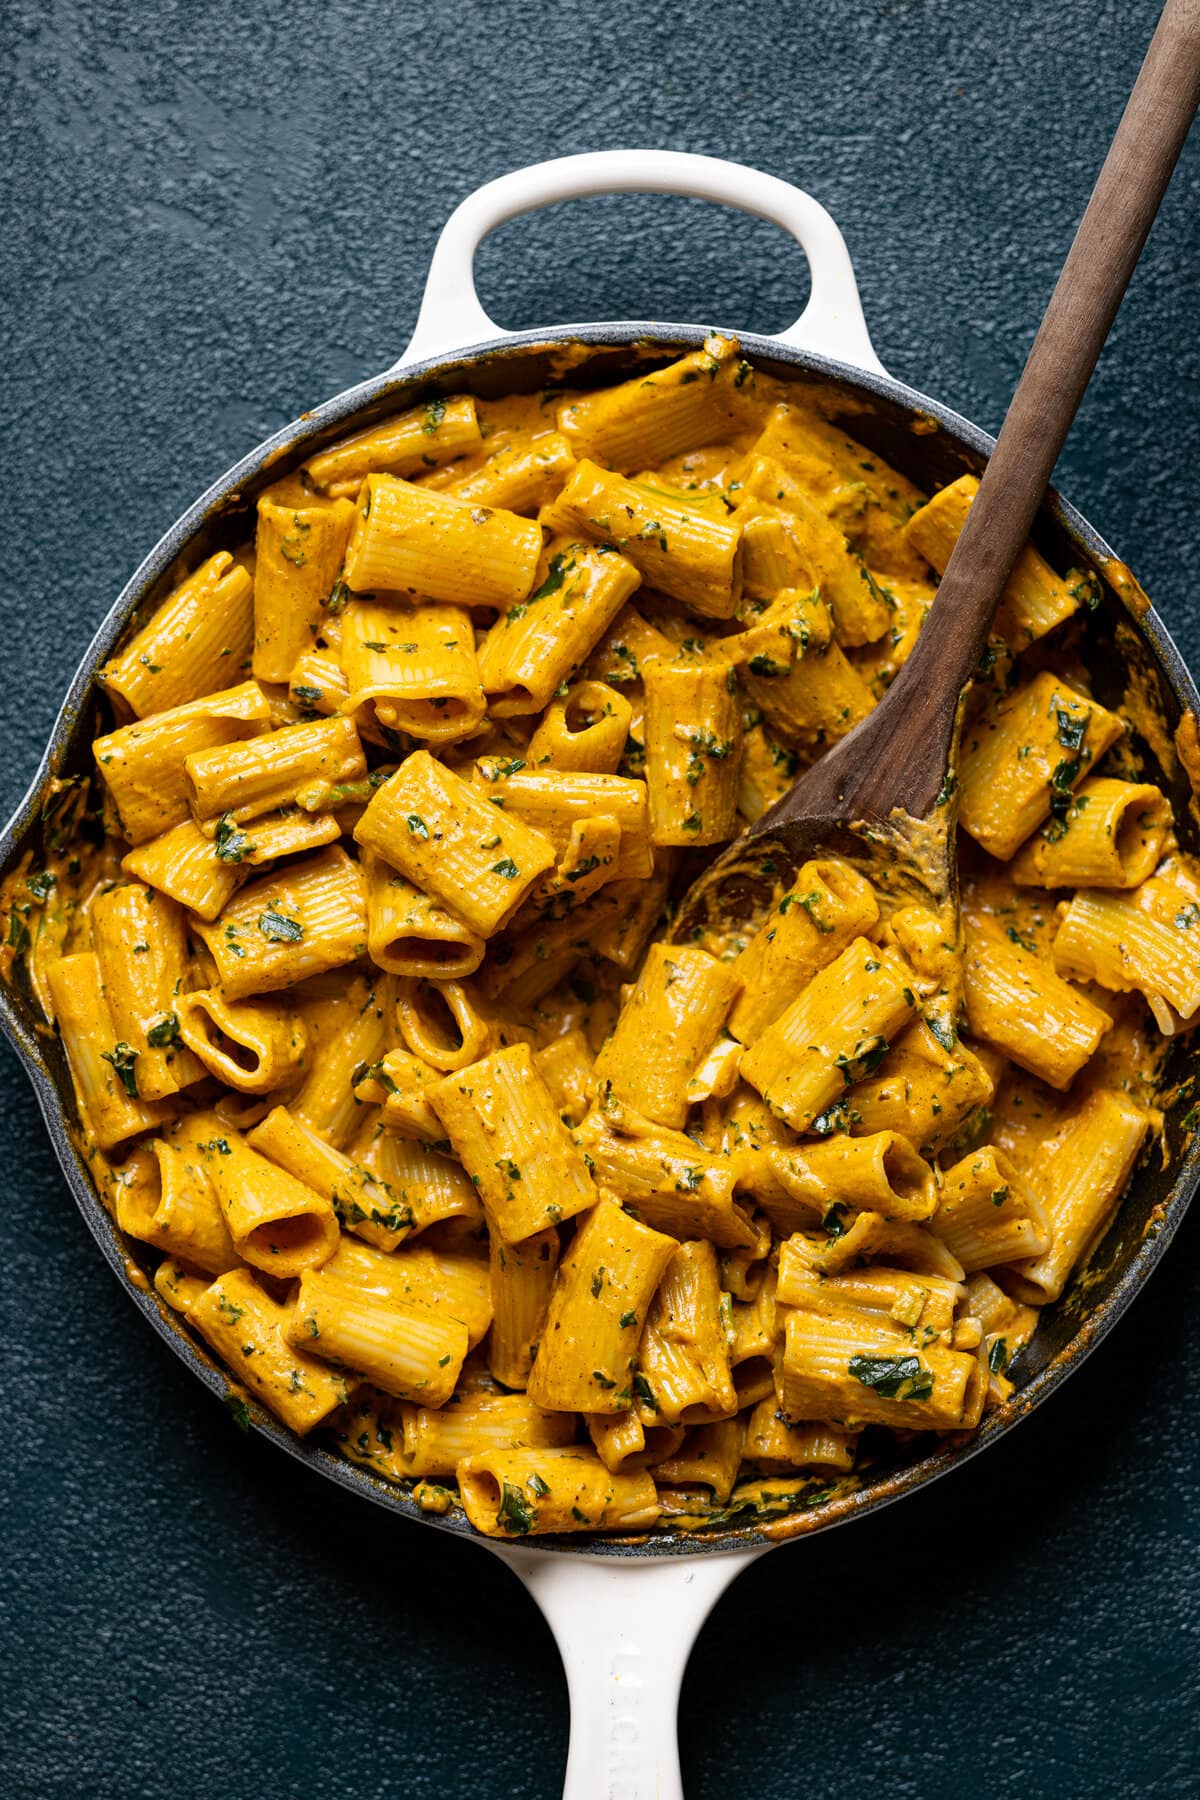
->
342, 474, 543, 612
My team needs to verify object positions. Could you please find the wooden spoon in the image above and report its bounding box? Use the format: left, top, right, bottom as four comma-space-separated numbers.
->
673, 0, 1200, 1027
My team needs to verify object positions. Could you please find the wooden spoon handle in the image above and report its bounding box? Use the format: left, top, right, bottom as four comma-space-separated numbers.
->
856, 0, 1200, 819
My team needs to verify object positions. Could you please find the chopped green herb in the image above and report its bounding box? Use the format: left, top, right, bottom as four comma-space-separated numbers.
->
528, 552, 572, 603
225, 1395, 251, 1433
747, 653, 789, 678
632, 1372, 658, 1412
258, 911, 304, 943
848, 1353, 933, 1401
214, 813, 250, 863
496, 1481, 535, 1535
1055, 707, 1089, 752
102, 1041, 140, 1098
146, 1012, 181, 1049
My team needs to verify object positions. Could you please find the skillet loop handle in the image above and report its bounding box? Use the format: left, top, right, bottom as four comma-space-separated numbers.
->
395, 149, 886, 376
489, 1543, 760, 1800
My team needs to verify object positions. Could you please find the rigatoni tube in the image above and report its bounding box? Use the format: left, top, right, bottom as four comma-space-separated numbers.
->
932, 1146, 1050, 1272
527, 1196, 678, 1414
93, 680, 271, 844
557, 334, 744, 472
342, 473, 543, 611
729, 858, 879, 1043
1009, 778, 1169, 889
548, 459, 742, 619
121, 817, 246, 922
592, 944, 741, 1129
430, 1043, 598, 1243
401, 1391, 575, 1478
906, 474, 1082, 652
963, 922, 1110, 1089
304, 395, 482, 496
253, 496, 355, 683
457, 1447, 660, 1538
45, 952, 171, 1152
1004, 1091, 1147, 1304
247, 1104, 414, 1251
91, 883, 204, 1101
642, 658, 742, 845
740, 938, 919, 1133
637, 1240, 738, 1425
189, 1269, 349, 1435
1052, 880, 1200, 1025
339, 598, 485, 744
957, 671, 1123, 861
489, 1226, 560, 1389
199, 1122, 340, 1276
185, 715, 365, 824
193, 846, 368, 1000
176, 989, 309, 1096
525, 680, 633, 774
476, 538, 641, 717
286, 1267, 468, 1403
100, 552, 254, 718
362, 852, 484, 979
354, 750, 556, 938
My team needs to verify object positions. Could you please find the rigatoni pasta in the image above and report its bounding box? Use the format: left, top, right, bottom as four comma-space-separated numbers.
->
23, 333, 1182, 1541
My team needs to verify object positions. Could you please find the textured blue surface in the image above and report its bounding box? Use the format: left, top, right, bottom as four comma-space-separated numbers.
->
4, 2, 1200, 1796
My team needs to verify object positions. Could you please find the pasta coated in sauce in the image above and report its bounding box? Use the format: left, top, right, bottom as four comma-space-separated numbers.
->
14, 333, 1190, 1539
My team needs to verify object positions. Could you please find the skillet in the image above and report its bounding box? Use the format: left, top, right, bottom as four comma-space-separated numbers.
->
3, 151, 1198, 1799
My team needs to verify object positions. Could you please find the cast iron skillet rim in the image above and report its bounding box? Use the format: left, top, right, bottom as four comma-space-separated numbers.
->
2, 319, 1198, 1558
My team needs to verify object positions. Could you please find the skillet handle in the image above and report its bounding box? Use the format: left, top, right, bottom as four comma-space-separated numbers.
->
490, 1542, 762, 1799
394, 149, 886, 377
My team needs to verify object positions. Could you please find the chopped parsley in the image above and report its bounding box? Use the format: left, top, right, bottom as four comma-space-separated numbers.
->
1054, 707, 1088, 752
528, 552, 572, 603
632, 1372, 658, 1412
214, 813, 250, 863
146, 1012, 181, 1049
496, 1481, 536, 1535
848, 1353, 933, 1401
225, 1395, 251, 1433
102, 1041, 139, 1098
258, 911, 304, 943
747, 653, 789, 678
934, 769, 957, 807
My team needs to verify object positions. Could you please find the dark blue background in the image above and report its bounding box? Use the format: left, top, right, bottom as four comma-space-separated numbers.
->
5, 2, 1199, 1795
